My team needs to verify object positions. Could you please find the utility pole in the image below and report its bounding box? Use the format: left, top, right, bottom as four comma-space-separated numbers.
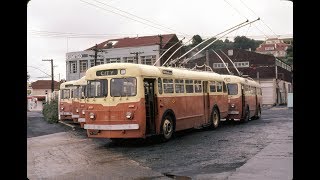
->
92, 44, 106, 66
42, 59, 54, 93
158, 34, 163, 54
205, 50, 209, 71
130, 52, 144, 64
94, 44, 98, 66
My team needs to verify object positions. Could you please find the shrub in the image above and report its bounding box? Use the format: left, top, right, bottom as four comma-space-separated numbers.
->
42, 98, 59, 123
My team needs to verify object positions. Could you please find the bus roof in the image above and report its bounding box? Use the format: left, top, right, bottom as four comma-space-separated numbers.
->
60, 80, 77, 89
73, 76, 87, 86
221, 75, 261, 87
85, 63, 224, 81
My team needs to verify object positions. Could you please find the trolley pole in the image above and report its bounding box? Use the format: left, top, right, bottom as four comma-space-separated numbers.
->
42, 59, 54, 93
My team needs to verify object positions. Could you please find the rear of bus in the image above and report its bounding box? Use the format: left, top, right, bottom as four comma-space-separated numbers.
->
83, 63, 147, 139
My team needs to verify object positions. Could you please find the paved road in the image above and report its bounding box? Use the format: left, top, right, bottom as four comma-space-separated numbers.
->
27, 111, 71, 138
27, 106, 292, 179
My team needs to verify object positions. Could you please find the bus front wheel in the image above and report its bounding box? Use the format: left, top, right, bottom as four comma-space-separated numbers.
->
161, 115, 174, 141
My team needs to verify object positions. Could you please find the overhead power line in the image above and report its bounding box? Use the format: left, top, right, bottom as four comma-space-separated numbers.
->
239, 0, 278, 37
79, 0, 176, 34
92, 0, 189, 37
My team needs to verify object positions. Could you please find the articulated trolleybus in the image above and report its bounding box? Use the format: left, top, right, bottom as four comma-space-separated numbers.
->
84, 63, 229, 141
71, 76, 87, 127
58, 80, 77, 121
222, 75, 262, 122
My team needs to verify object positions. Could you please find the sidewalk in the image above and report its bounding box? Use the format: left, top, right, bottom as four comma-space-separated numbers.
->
227, 109, 293, 180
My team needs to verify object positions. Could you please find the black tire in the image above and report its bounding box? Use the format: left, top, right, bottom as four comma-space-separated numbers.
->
160, 115, 174, 142
256, 106, 261, 120
209, 107, 220, 129
241, 106, 250, 123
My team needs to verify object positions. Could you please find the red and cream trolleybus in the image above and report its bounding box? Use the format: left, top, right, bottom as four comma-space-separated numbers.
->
83, 63, 229, 141
222, 75, 262, 122
58, 80, 77, 121
71, 76, 87, 128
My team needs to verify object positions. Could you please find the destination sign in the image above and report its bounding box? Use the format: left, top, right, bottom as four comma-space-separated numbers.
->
162, 70, 172, 75
96, 69, 118, 76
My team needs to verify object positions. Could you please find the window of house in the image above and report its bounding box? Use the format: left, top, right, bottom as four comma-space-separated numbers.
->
79, 60, 88, 73
106, 58, 121, 64
265, 47, 274, 51
185, 80, 194, 93
213, 63, 228, 68
175, 79, 184, 93
123, 56, 137, 63
69, 61, 77, 73
234, 61, 249, 68
96, 59, 105, 65
141, 55, 156, 65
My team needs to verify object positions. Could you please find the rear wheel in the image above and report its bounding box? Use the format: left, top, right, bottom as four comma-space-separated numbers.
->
241, 106, 250, 123
161, 115, 174, 141
256, 106, 261, 120
209, 107, 220, 129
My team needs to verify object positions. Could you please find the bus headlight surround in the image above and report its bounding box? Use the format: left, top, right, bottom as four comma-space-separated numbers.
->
126, 112, 134, 119
89, 112, 95, 120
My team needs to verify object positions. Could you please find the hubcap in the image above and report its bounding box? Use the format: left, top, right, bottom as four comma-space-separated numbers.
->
163, 119, 172, 138
213, 111, 218, 126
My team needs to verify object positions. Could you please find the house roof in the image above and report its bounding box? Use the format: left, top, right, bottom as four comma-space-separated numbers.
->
86, 34, 177, 50
256, 42, 288, 52
31, 80, 60, 90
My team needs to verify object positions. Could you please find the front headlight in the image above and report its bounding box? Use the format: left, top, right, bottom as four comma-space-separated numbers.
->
76, 109, 79, 113
61, 107, 64, 110
125, 112, 134, 119
89, 112, 95, 119
82, 110, 85, 115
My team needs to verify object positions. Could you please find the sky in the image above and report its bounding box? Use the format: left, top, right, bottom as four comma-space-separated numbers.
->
27, 0, 293, 82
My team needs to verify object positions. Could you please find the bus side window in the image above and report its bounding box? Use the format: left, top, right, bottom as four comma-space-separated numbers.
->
194, 80, 202, 93
217, 82, 222, 92
185, 80, 194, 93
158, 78, 163, 94
163, 79, 174, 93
210, 81, 216, 92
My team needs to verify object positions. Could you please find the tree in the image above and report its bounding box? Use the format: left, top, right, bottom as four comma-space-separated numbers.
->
233, 36, 260, 51
284, 45, 293, 65
191, 35, 203, 47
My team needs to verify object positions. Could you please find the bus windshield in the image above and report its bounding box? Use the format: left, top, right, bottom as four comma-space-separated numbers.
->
227, 83, 238, 95
110, 77, 137, 97
61, 89, 70, 99
73, 86, 80, 98
87, 80, 108, 98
